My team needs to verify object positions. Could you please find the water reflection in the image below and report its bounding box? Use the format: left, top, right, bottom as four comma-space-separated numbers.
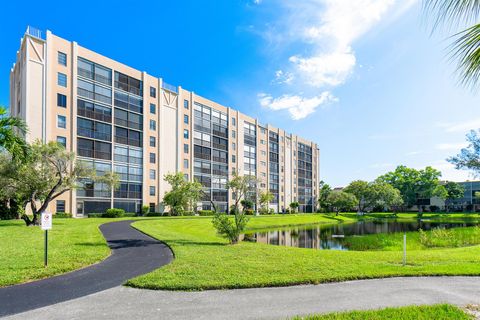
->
244, 219, 480, 250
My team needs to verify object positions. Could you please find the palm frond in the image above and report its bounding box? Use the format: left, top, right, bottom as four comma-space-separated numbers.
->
424, 0, 480, 30
451, 23, 480, 87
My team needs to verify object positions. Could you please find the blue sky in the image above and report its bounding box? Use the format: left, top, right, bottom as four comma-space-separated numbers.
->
0, 0, 478, 187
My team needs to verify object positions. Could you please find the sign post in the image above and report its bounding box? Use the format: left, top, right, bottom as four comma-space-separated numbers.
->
41, 212, 52, 267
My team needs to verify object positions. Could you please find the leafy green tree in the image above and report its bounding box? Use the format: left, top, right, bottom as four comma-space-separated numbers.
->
0, 141, 102, 225
0, 106, 28, 160
163, 172, 203, 215
424, 0, 480, 88
259, 190, 274, 214
326, 190, 357, 216
444, 181, 465, 211
289, 201, 299, 213
448, 130, 480, 176
373, 182, 404, 212
344, 180, 370, 213
318, 181, 332, 212
212, 172, 258, 244
377, 165, 445, 210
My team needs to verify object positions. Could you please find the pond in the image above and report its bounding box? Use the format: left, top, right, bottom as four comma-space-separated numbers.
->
244, 219, 480, 250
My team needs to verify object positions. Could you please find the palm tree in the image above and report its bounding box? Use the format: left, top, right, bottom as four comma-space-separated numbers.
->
424, 0, 480, 88
0, 106, 28, 159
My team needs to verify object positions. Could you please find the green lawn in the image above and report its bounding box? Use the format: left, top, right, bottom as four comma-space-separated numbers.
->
292, 304, 471, 320
0, 218, 116, 287
127, 214, 480, 290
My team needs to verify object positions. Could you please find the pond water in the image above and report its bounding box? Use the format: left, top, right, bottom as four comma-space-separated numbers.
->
244, 219, 480, 250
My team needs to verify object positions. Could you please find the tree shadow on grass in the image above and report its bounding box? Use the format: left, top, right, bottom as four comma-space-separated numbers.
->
160, 239, 226, 247
74, 242, 107, 247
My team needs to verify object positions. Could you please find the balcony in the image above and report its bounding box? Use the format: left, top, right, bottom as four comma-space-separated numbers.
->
26, 26, 44, 40
162, 81, 178, 94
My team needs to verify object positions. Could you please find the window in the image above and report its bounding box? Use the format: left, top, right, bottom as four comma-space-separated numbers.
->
183, 129, 189, 139
149, 186, 156, 196
232, 142, 236, 150
184, 99, 189, 109
56, 200, 66, 213
149, 120, 156, 131
149, 153, 156, 164
149, 136, 156, 147
57, 93, 67, 108
184, 115, 189, 124
150, 86, 156, 98
57, 115, 66, 128
150, 103, 156, 114
58, 52, 67, 66
149, 169, 156, 179
184, 159, 189, 169
56, 136, 66, 147
232, 117, 236, 126
232, 155, 236, 163
261, 139, 265, 145
184, 144, 189, 153
149, 203, 155, 212
261, 161, 266, 166
232, 130, 236, 138
58, 73, 67, 87
184, 174, 189, 181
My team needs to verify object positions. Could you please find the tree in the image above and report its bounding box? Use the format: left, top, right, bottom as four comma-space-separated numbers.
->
372, 182, 404, 212
259, 190, 274, 214
289, 201, 299, 213
377, 165, 445, 210
163, 172, 203, 215
326, 190, 357, 216
0, 106, 28, 160
448, 130, 480, 176
0, 141, 100, 225
424, 0, 480, 88
344, 180, 370, 213
318, 181, 332, 212
212, 172, 258, 244
444, 181, 465, 211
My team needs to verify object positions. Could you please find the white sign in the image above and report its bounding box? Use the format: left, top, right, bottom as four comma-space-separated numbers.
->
41, 212, 52, 230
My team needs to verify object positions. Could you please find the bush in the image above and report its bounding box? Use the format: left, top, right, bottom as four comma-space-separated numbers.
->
198, 210, 214, 216
54, 212, 72, 218
102, 208, 125, 218
244, 209, 254, 215
141, 205, 149, 216
183, 211, 195, 216
429, 205, 440, 212
145, 212, 163, 217
212, 211, 250, 244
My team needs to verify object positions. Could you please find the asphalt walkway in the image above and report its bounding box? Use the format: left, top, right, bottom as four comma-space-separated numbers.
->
4, 276, 480, 319
0, 220, 173, 317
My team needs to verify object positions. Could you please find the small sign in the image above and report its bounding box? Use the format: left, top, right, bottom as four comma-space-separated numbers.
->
41, 212, 52, 230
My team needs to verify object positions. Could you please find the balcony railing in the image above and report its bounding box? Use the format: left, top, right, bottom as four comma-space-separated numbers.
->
162, 81, 178, 94
26, 26, 44, 40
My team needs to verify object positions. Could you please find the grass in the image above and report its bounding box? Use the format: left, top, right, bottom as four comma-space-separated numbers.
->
292, 304, 471, 320
0, 218, 122, 287
343, 226, 480, 251
127, 214, 480, 290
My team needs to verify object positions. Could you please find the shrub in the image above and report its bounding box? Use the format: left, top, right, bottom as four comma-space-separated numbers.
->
54, 212, 72, 218
244, 209, 254, 215
429, 205, 440, 212
198, 210, 214, 216
212, 210, 250, 244
101, 208, 125, 218
182, 211, 195, 216
144, 212, 162, 217
141, 205, 149, 216
87, 213, 102, 218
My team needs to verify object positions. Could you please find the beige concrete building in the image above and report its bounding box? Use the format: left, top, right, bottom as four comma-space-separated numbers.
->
10, 27, 320, 216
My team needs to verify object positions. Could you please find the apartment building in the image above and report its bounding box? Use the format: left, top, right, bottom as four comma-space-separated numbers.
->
9, 27, 320, 216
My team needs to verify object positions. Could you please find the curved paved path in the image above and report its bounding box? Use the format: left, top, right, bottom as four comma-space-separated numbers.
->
4, 276, 480, 319
0, 220, 173, 318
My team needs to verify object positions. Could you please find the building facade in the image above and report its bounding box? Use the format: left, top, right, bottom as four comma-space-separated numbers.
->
9, 27, 320, 216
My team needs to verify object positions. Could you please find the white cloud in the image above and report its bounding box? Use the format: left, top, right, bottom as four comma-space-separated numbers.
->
258, 0, 418, 119
437, 118, 480, 133
435, 142, 467, 151
274, 70, 294, 84
429, 160, 474, 182
259, 92, 337, 120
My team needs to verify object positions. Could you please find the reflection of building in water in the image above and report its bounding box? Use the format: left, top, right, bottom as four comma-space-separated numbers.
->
255, 228, 345, 250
